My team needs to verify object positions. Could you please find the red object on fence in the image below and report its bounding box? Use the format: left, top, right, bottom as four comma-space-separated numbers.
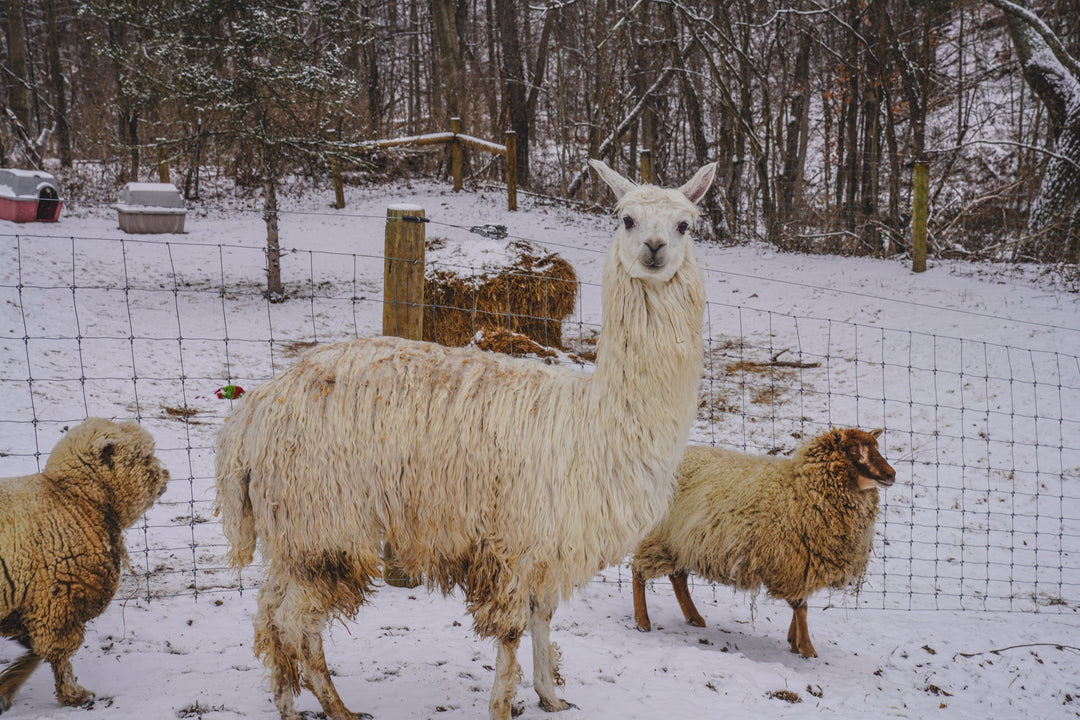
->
215, 385, 245, 400
0, 169, 63, 223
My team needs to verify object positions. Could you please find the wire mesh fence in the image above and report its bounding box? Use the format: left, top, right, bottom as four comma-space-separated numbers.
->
1, 225, 1077, 614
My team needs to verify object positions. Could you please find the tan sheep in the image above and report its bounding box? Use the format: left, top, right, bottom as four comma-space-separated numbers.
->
0, 418, 169, 713
632, 428, 895, 658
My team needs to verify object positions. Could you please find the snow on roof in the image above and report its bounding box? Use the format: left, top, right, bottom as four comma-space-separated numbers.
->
0, 168, 60, 199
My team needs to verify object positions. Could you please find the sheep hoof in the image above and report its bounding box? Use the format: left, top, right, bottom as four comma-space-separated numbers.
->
58, 688, 94, 708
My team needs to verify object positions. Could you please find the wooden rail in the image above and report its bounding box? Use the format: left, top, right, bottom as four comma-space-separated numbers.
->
338, 119, 518, 210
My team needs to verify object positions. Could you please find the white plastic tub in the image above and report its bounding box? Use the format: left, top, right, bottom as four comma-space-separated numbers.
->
115, 182, 186, 234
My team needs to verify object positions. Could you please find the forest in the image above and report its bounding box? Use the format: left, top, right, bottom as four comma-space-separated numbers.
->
2, 0, 1078, 267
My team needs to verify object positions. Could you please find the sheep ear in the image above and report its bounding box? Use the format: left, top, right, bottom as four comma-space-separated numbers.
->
589, 159, 636, 201
870, 428, 884, 439
100, 439, 116, 470
677, 162, 718, 205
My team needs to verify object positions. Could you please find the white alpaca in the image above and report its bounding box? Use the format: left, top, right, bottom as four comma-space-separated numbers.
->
214, 159, 716, 720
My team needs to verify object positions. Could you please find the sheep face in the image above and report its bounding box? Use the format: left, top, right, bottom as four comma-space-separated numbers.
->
46, 417, 170, 527
590, 160, 717, 284
839, 428, 895, 491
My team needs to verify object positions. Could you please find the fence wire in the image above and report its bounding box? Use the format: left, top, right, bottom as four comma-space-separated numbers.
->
0, 231, 1077, 614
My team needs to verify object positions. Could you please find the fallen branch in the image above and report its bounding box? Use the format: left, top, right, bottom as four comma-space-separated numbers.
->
956, 643, 1080, 658
743, 349, 821, 369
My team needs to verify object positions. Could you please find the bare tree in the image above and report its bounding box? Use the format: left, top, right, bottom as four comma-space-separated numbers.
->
989, 0, 1080, 263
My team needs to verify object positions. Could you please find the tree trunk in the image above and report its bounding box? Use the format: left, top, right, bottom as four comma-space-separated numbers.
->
494, 0, 529, 186
778, 28, 811, 230
360, 1, 382, 136
263, 170, 285, 301
43, 0, 72, 167
858, 0, 886, 254
5, 0, 32, 159
991, 0, 1080, 263
430, 0, 466, 124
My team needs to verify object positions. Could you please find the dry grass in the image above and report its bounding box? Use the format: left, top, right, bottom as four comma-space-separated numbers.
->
470, 328, 557, 359
424, 239, 577, 349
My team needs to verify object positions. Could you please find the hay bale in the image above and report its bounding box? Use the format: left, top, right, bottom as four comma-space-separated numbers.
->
469, 328, 557, 359
423, 238, 577, 350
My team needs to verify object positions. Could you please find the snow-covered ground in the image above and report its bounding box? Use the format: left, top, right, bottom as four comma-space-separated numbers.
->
1, 178, 1078, 719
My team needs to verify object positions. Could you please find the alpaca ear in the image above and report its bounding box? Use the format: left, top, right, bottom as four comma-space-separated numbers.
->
677, 162, 718, 205
589, 159, 637, 201
871, 428, 884, 439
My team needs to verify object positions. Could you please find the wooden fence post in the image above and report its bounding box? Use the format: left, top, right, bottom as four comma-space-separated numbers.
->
331, 156, 345, 209
505, 130, 517, 211
912, 161, 928, 273
640, 149, 654, 184
382, 204, 426, 587
156, 139, 169, 183
451, 117, 463, 192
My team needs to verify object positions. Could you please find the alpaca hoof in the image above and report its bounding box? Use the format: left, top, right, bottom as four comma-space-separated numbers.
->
687, 617, 706, 628
635, 621, 652, 632
0, 696, 10, 715
539, 698, 576, 712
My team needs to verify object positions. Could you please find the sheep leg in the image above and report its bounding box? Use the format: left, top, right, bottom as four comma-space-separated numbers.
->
632, 570, 652, 631
528, 591, 572, 712
670, 572, 705, 627
49, 655, 93, 707
488, 634, 523, 720
786, 599, 817, 658
21, 612, 93, 707
0, 652, 42, 712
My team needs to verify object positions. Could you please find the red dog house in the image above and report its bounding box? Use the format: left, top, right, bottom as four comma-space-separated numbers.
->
0, 168, 62, 222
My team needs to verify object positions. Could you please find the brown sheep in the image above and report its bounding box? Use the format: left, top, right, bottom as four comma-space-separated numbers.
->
632, 428, 895, 658
0, 418, 169, 713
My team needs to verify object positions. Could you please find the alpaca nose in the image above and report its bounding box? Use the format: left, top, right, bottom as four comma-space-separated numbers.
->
645, 239, 666, 261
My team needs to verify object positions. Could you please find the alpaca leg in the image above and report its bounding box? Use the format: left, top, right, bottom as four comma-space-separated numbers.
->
297, 628, 372, 720
266, 574, 371, 720
488, 634, 523, 720
528, 591, 572, 712
632, 570, 652, 631
786, 599, 817, 658
254, 574, 302, 720
670, 572, 705, 627
0, 652, 42, 712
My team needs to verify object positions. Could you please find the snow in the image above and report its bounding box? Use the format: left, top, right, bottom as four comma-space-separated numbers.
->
1, 178, 1078, 719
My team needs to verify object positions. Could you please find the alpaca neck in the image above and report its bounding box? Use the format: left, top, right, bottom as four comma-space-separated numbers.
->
590, 244, 705, 457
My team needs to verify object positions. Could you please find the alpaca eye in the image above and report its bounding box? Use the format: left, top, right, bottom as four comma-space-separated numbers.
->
623, 216, 635, 230
677, 221, 689, 234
